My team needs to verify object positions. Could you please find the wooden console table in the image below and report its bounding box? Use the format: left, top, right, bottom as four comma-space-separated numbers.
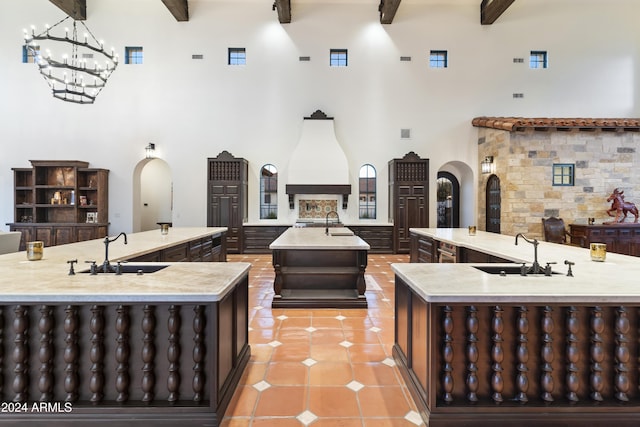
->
570, 223, 640, 257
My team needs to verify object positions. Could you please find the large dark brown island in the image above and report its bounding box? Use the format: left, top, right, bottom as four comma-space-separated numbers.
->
269, 227, 370, 308
395, 228, 640, 427
0, 228, 248, 427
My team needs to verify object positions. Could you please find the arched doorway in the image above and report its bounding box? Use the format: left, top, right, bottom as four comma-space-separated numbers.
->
437, 171, 460, 228
486, 174, 501, 233
133, 158, 173, 232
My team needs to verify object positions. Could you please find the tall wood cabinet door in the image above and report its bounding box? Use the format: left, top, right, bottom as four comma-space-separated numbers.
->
207, 152, 247, 254
397, 195, 425, 253
389, 153, 429, 254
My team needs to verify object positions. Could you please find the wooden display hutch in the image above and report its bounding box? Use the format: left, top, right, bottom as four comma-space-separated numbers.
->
7, 160, 109, 249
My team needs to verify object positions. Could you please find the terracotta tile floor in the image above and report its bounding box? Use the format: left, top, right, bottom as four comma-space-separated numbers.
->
222, 254, 424, 427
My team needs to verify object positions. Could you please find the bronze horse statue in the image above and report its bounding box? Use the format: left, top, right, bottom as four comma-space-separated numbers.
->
606, 188, 639, 223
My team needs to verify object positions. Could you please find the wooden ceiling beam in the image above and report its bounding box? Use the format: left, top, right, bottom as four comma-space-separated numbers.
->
273, 0, 291, 24
49, 0, 86, 20
161, 0, 189, 22
379, 0, 401, 24
481, 0, 515, 25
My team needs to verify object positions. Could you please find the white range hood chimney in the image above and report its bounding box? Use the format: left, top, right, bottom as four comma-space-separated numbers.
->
288, 110, 349, 185
286, 110, 352, 210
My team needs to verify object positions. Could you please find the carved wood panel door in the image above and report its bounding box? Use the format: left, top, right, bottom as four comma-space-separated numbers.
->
207, 152, 247, 254
486, 174, 501, 234
389, 152, 429, 253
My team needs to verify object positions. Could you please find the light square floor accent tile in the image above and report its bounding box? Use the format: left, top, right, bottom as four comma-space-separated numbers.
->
302, 357, 317, 367
252, 380, 271, 392
222, 254, 423, 426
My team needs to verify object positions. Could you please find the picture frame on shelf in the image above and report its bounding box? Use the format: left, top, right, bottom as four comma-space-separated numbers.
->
79, 195, 87, 206
86, 212, 97, 223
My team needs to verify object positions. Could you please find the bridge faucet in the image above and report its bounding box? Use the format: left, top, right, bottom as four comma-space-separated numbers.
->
325, 210, 340, 235
102, 232, 128, 273
515, 233, 542, 274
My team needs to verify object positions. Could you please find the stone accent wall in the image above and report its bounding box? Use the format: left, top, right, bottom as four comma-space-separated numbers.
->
477, 128, 640, 238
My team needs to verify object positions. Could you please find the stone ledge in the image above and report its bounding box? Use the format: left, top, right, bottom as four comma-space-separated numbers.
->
472, 116, 640, 132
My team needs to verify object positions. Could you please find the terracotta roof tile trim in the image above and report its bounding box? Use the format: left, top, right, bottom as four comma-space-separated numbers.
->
472, 117, 640, 132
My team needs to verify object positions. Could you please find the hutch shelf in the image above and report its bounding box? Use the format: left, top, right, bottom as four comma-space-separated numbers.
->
7, 160, 109, 249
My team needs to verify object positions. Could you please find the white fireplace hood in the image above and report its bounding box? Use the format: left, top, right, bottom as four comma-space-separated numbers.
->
286, 110, 351, 209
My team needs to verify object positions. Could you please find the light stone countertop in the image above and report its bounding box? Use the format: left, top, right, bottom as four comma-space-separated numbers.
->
269, 227, 370, 250
0, 227, 251, 303
394, 228, 640, 304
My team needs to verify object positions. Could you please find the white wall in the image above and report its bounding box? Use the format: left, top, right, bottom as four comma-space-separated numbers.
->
1, 0, 639, 233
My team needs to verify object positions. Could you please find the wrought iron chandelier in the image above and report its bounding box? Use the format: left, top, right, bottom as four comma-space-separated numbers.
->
23, 16, 118, 104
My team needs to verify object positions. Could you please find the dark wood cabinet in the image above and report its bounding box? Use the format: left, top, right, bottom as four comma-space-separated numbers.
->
7, 160, 109, 249
410, 233, 436, 263
389, 152, 429, 254
348, 225, 394, 253
207, 151, 248, 254
570, 223, 640, 257
126, 234, 226, 263
243, 225, 289, 253
410, 231, 512, 264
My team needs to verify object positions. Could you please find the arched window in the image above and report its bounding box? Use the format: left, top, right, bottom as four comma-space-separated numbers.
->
359, 164, 376, 219
260, 164, 277, 219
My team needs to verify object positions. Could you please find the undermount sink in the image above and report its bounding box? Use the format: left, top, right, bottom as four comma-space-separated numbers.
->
329, 229, 354, 236
80, 264, 169, 274
472, 265, 560, 276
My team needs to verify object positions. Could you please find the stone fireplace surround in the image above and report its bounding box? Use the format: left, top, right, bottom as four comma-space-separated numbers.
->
473, 117, 640, 238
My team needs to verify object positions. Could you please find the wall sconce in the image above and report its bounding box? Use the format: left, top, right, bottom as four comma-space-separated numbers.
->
145, 143, 156, 159
481, 156, 494, 174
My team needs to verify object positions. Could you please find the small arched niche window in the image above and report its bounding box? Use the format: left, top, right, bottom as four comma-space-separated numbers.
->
260, 164, 278, 219
359, 164, 376, 219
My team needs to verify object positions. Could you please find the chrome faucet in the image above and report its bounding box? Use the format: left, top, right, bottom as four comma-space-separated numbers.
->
515, 233, 541, 274
325, 210, 340, 235
102, 232, 127, 273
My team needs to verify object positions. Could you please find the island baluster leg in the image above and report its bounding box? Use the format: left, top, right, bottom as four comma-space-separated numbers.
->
466, 305, 479, 402
565, 306, 580, 403
540, 306, 554, 402
515, 306, 529, 403
63, 305, 79, 403
491, 305, 504, 404
168, 305, 181, 403
141, 305, 156, 403
590, 306, 604, 402
13, 305, 29, 402
116, 305, 130, 403
614, 306, 630, 402
38, 305, 54, 402
193, 305, 205, 402
442, 306, 454, 403
89, 305, 105, 403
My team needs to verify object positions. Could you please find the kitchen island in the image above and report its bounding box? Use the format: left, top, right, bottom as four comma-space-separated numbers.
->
269, 227, 370, 308
0, 227, 249, 427
396, 228, 640, 426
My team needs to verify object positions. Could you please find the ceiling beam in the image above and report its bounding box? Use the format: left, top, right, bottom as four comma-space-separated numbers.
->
49, 0, 86, 20
379, 0, 401, 24
161, 0, 189, 22
273, 0, 291, 24
480, 0, 515, 25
